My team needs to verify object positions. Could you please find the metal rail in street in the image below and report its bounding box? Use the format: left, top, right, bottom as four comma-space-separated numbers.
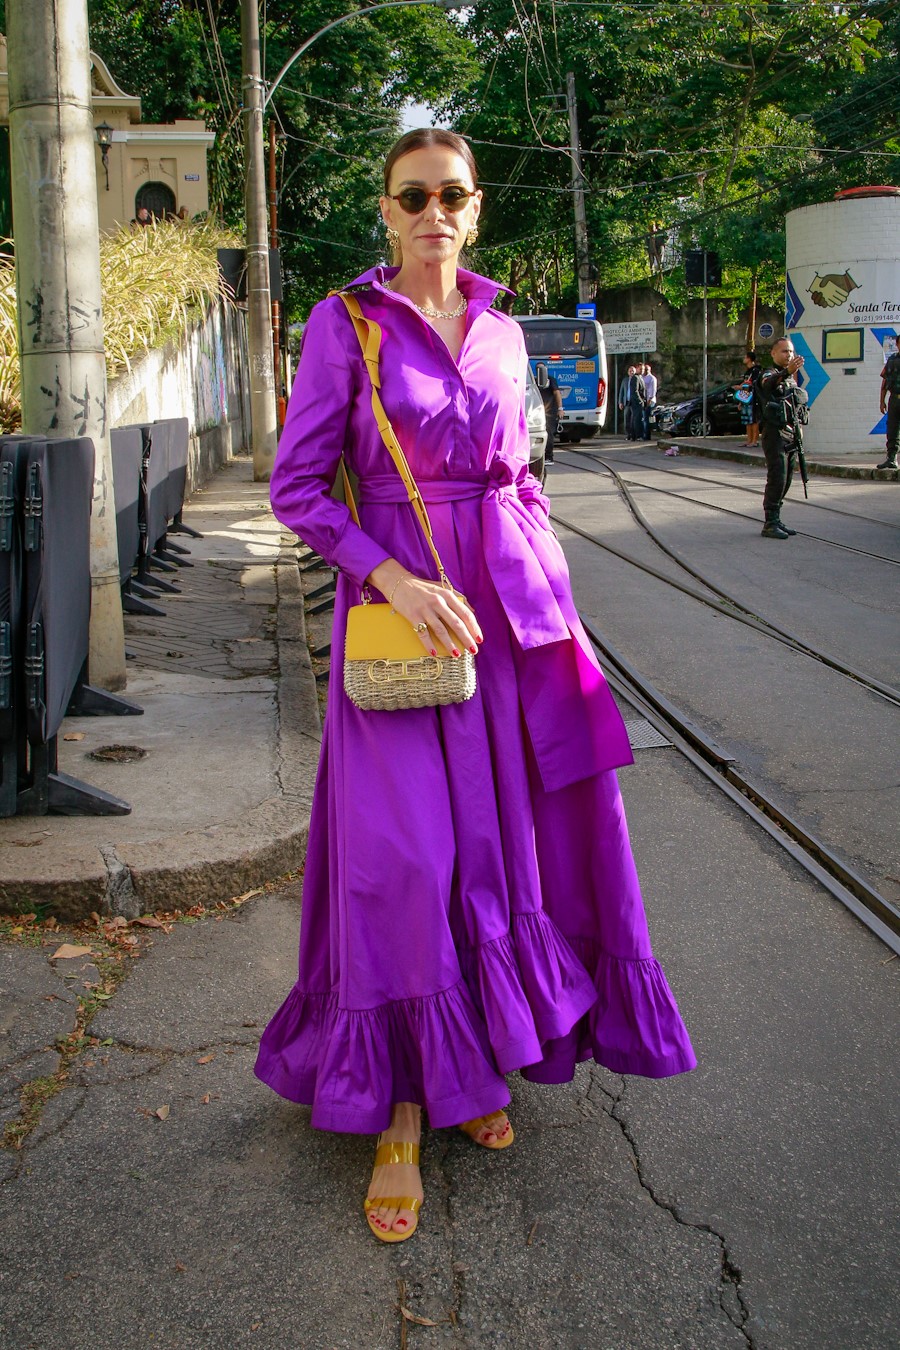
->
549, 464, 900, 709
582, 618, 900, 956
570, 450, 899, 568
584, 450, 900, 532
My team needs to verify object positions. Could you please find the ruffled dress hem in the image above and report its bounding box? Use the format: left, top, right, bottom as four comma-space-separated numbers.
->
254, 912, 695, 1132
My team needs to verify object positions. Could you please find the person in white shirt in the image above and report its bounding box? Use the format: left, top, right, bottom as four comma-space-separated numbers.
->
641, 364, 658, 439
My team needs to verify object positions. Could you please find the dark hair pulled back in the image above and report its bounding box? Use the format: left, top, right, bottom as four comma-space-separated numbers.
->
383, 128, 478, 193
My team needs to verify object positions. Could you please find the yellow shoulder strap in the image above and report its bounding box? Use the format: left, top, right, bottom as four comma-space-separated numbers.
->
333, 290, 448, 585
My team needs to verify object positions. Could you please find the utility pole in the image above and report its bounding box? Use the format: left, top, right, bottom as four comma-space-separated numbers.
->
241, 0, 278, 481
268, 120, 284, 427
566, 72, 592, 303
6, 0, 126, 690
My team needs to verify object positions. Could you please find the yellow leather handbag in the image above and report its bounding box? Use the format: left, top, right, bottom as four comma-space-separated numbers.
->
335, 291, 476, 712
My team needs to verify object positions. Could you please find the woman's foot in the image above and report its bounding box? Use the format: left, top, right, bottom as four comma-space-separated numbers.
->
364, 1102, 423, 1242
459, 1109, 514, 1149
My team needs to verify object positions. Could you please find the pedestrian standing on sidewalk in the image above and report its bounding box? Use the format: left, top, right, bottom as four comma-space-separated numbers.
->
641, 363, 658, 440
738, 351, 762, 448
537, 365, 563, 463
876, 346, 900, 470
757, 336, 805, 539
255, 129, 696, 1246
627, 365, 647, 440
618, 365, 635, 439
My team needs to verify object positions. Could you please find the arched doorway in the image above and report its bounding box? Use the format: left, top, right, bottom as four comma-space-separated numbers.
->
135, 181, 176, 221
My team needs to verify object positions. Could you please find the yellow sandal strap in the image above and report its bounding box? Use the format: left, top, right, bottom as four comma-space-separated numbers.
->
364, 1195, 422, 1214
374, 1140, 420, 1167
459, 1111, 510, 1138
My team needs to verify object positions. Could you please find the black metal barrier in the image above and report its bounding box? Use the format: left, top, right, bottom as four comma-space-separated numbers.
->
0, 434, 142, 818
110, 418, 204, 612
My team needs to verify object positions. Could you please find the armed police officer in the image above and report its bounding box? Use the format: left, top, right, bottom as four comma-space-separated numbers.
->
876, 346, 900, 471
757, 336, 808, 540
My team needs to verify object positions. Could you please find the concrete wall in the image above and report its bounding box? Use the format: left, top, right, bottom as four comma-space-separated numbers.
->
786, 194, 900, 456
597, 284, 783, 403
107, 300, 250, 492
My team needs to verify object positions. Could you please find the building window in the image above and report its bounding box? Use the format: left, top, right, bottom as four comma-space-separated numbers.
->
822, 329, 864, 363
135, 182, 176, 221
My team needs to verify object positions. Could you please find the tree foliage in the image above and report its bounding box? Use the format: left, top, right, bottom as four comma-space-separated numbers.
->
72, 1, 900, 319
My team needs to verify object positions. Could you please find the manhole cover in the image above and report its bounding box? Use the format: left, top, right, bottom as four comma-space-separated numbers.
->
89, 744, 148, 763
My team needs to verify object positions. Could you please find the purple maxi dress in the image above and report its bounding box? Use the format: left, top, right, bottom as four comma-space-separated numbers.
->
255, 267, 696, 1134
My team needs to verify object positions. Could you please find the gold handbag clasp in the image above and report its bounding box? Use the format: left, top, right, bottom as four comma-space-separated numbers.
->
368, 656, 444, 684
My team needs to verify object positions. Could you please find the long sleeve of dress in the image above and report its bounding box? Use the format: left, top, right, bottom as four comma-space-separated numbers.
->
270, 299, 392, 588
512, 342, 552, 521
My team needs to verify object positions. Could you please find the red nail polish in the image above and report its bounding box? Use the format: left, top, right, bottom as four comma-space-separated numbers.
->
452, 648, 460, 658
431, 648, 437, 657
476, 636, 484, 644
396, 1219, 407, 1228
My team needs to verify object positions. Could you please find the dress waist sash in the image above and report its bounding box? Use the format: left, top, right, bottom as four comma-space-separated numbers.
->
353, 463, 634, 788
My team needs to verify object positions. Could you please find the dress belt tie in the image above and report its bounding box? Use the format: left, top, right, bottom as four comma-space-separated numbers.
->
353, 465, 634, 787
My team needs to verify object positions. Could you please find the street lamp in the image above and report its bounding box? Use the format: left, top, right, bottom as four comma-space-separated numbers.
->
95, 121, 113, 190
265, 0, 462, 108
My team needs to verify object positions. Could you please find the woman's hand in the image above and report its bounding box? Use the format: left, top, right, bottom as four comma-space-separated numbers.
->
368, 560, 482, 657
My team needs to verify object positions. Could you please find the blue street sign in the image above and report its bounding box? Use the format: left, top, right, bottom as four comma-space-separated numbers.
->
576, 303, 597, 319
758, 322, 774, 339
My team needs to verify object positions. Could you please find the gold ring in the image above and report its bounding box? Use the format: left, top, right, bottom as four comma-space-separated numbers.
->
414, 622, 428, 634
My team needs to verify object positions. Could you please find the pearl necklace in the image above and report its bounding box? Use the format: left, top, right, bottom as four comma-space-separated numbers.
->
386, 282, 467, 321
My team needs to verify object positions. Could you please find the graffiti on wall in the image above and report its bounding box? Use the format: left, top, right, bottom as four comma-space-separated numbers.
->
193, 321, 228, 430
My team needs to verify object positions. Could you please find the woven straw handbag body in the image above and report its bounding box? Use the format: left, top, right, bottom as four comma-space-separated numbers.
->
335, 291, 476, 713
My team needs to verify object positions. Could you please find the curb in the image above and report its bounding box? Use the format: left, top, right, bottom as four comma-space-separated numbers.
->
654, 438, 899, 481
0, 534, 320, 922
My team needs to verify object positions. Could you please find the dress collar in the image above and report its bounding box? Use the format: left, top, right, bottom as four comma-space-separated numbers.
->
342, 265, 513, 306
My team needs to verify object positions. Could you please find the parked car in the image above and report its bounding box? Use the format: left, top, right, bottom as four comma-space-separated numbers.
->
525, 364, 547, 480
654, 382, 744, 438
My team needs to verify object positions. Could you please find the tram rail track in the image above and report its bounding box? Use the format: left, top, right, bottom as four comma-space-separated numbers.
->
562, 449, 899, 569
580, 448, 899, 532
549, 460, 900, 709
583, 617, 900, 955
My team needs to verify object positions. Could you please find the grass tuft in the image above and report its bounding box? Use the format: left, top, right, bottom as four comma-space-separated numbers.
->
0, 219, 241, 432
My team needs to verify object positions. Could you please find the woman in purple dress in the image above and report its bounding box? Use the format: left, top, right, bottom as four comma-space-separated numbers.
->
255, 130, 696, 1244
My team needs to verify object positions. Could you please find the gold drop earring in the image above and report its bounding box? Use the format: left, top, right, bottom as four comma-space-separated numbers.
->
466, 225, 479, 247
386, 226, 401, 249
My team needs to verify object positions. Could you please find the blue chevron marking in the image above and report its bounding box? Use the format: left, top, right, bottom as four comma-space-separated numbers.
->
871, 326, 898, 351
785, 274, 804, 330
790, 331, 828, 406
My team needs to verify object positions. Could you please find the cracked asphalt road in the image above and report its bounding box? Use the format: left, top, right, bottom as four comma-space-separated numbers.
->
1, 746, 897, 1350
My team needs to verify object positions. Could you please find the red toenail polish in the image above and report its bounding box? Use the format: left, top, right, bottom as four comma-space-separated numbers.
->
396, 1219, 407, 1228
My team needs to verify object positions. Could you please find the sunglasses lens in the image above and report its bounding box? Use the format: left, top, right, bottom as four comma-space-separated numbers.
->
397, 189, 428, 214
439, 188, 471, 211
394, 187, 473, 213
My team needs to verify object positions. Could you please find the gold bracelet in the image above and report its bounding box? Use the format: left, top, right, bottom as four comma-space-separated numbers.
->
388, 574, 411, 611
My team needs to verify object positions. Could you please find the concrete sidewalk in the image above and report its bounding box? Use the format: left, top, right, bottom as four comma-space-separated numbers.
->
0, 456, 321, 920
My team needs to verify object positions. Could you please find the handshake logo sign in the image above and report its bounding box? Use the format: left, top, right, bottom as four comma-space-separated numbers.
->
808, 270, 860, 309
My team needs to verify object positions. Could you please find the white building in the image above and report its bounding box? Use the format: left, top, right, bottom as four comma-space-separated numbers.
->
785, 188, 900, 456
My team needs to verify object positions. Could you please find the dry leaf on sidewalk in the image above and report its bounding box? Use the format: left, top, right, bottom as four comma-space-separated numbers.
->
196, 1054, 215, 1064
50, 944, 94, 961
133, 915, 165, 928
155, 1105, 170, 1121
62, 732, 85, 741
399, 1309, 443, 1327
